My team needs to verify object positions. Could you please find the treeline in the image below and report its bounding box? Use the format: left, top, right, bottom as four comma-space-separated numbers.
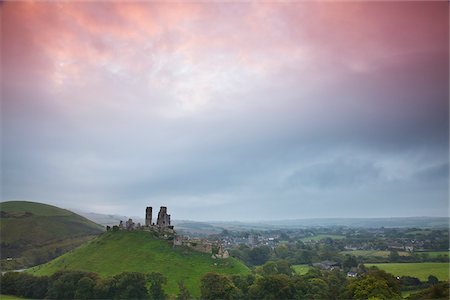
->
2, 264, 448, 299
201, 262, 448, 300
0, 270, 170, 299
230, 242, 355, 266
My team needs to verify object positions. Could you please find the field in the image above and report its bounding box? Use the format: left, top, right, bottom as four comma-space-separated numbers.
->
401, 289, 424, 298
292, 264, 311, 275
0, 295, 25, 300
300, 234, 345, 242
28, 231, 250, 297
415, 251, 449, 258
365, 263, 449, 281
340, 250, 410, 257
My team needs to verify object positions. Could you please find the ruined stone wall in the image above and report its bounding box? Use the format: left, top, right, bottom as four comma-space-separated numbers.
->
173, 236, 229, 258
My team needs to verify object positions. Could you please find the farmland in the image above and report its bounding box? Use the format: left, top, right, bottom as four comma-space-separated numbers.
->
365, 262, 449, 281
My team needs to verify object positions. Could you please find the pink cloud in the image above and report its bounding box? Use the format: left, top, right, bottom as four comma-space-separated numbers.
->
2, 1, 446, 112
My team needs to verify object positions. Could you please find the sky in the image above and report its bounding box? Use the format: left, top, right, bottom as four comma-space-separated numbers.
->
1, 1, 449, 221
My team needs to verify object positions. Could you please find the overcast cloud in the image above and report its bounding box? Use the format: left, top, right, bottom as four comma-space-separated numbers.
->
1, 1, 448, 220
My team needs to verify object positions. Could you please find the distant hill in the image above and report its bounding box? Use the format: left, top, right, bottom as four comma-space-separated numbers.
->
29, 230, 250, 297
73, 210, 137, 227
76, 210, 450, 235
210, 217, 450, 230
172, 220, 224, 236
0, 201, 104, 270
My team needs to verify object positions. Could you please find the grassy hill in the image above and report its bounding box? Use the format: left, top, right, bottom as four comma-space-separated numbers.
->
0, 201, 104, 270
29, 230, 250, 297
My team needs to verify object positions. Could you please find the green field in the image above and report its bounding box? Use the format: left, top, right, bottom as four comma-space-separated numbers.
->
1, 201, 103, 270
401, 289, 425, 298
292, 264, 311, 275
366, 263, 449, 281
300, 234, 345, 242
0, 295, 25, 300
29, 231, 250, 297
406, 230, 432, 235
414, 251, 449, 258
341, 250, 410, 257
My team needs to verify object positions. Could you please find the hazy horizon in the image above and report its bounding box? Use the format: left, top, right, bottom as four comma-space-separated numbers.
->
1, 2, 449, 221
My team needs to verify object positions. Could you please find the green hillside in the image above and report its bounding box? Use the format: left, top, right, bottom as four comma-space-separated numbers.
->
0, 201, 104, 270
29, 230, 250, 297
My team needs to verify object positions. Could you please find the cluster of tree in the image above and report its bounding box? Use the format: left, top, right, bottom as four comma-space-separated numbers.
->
408, 282, 449, 300
0, 270, 175, 300
200, 262, 407, 300
230, 240, 448, 270
230, 242, 345, 267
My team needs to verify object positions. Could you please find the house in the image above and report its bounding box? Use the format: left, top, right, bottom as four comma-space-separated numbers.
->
347, 271, 358, 277
312, 260, 340, 270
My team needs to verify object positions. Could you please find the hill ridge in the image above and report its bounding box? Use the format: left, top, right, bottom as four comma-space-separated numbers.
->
0, 200, 104, 270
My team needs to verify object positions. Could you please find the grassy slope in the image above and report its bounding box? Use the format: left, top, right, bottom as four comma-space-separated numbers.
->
29, 231, 250, 297
365, 263, 449, 281
1, 201, 73, 217
0, 201, 103, 268
1, 201, 103, 244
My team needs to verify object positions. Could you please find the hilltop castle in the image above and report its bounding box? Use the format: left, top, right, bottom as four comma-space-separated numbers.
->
145, 206, 173, 229
113, 206, 173, 232
110, 206, 228, 259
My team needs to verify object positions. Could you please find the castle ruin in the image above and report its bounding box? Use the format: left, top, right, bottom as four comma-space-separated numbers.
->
145, 207, 152, 226
156, 206, 171, 228
115, 206, 173, 232
110, 205, 228, 259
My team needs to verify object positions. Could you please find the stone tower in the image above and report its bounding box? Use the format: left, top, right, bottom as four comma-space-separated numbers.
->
145, 207, 152, 226
157, 206, 171, 228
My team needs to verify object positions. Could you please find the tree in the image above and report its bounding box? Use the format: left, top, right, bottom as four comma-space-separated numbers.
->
47, 270, 94, 299
343, 255, 358, 271
428, 275, 439, 285
176, 281, 191, 300
201, 273, 241, 300
367, 267, 401, 294
248, 274, 296, 299
0, 272, 48, 299
94, 277, 115, 299
0, 272, 21, 295
324, 269, 348, 300
248, 246, 271, 265
112, 272, 149, 299
399, 276, 421, 287
344, 275, 402, 299
231, 274, 255, 298
306, 278, 329, 299
259, 260, 293, 276
147, 272, 167, 300
75, 276, 96, 299
389, 250, 400, 262
408, 282, 449, 299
